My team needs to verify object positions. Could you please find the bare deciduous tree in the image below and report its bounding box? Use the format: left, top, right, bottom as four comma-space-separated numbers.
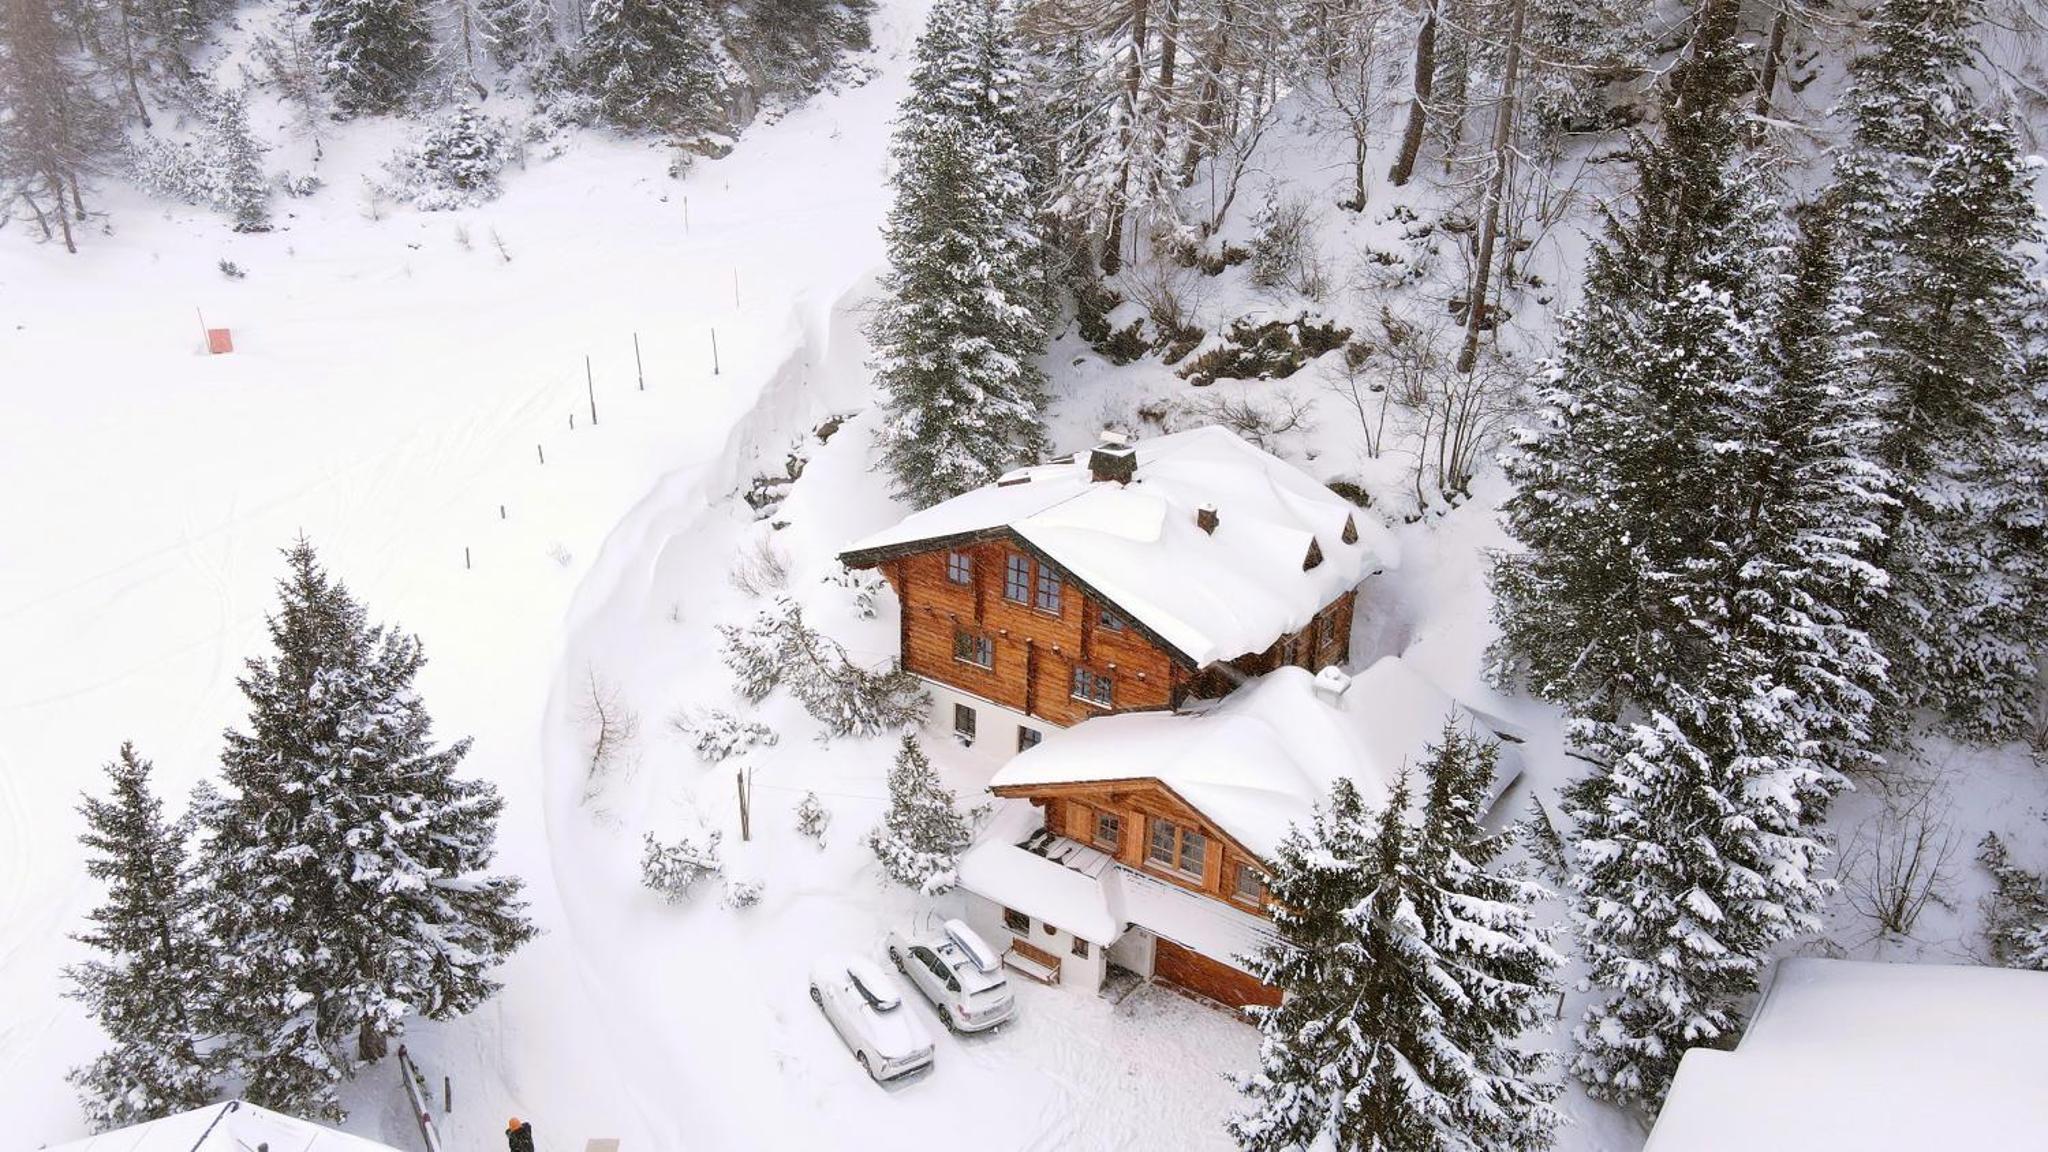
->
1841, 776, 1962, 938
579, 668, 640, 798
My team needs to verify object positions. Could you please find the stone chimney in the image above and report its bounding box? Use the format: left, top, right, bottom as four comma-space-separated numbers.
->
1088, 430, 1137, 484
1196, 504, 1219, 534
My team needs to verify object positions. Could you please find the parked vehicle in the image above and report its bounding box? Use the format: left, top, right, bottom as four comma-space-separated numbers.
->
885, 919, 1017, 1033
810, 955, 935, 1081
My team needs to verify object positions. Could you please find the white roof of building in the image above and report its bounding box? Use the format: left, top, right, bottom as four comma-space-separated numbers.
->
956, 802, 1281, 969
987, 657, 1523, 861
839, 426, 1393, 667
1646, 959, 2048, 1152
40, 1101, 406, 1152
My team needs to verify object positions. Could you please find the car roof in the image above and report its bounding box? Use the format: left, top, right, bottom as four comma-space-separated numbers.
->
933, 939, 1007, 993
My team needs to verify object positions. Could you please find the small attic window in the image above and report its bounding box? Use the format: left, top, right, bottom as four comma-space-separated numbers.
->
1303, 538, 1324, 571
1342, 514, 1358, 545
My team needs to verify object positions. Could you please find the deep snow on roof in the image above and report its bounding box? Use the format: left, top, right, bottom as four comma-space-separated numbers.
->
839, 426, 1392, 666
988, 657, 1522, 861
1646, 959, 2048, 1152
39, 1101, 406, 1152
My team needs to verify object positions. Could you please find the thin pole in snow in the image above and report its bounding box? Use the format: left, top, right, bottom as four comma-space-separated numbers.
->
634, 333, 645, 391
194, 307, 209, 352
569, 412, 575, 430
586, 356, 598, 426
443, 1075, 451, 1115
537, 444, 546, 465
711, 327, 720, 375
683, 196, 689, 233
732, 268, 740, 308
499, 504, 507, 520
464, 547, 471, 570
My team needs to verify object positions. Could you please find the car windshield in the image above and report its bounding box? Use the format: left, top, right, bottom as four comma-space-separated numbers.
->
848, 967, 900, 1011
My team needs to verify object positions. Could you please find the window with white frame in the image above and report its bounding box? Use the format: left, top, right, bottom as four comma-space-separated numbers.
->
953, 628, 993, 669
1004, 554, 1030, 602
1071, 666, 1113, 708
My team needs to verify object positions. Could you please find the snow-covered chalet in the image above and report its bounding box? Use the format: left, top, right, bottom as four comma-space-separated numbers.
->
842, 426, 1522, 1011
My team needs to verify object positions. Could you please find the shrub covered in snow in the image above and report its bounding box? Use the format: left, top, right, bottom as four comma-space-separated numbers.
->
795, 791, 830, 845
641, 829, 722, 903
868, 736, 974, 894
675, 708, 778, 763
717, 597, 927, 737
1980, 832, 2048, 971
383, 102, 514, 211
822, 565, 884, 619
130, 86, 271, 231
720, 877, 765, 910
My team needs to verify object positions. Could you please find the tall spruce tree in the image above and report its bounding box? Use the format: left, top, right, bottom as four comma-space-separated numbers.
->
206, 85, 271, 232
870, 0, 1050, 507
867, 734, 973, 893
310, 0, 433, 114
195, 539, 534, 1121
575, 0, 724, 135
1494, 0, 1878, 1110
64, 744, 216, 1131
1831, 0, 2047, 738
0, 0, 121, 252
1232, 728, 1560, 1152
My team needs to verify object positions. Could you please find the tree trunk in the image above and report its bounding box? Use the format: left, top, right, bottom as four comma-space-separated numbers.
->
1101, 0, 1152, 274
1750, 2, 1790, 144
1456, 0, 1524, 375
1388, 0, 1440, 186
114, 0, 150, 127
1177, 0, 1233, 185
48, 171, 76, 253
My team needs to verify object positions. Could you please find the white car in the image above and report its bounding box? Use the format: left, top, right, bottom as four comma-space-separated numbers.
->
885, 919, 1017, 1033
809, 954, 935, 1082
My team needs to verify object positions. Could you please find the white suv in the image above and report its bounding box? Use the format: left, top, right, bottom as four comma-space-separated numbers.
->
885, 920, 1017, 1034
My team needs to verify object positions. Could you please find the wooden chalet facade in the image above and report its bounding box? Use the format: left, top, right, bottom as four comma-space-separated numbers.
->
850, 531, 1357, 741
842, 426, 1393, 1013
839, 427, 1372, 759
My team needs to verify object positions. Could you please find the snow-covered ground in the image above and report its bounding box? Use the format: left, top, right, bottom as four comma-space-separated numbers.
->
7, 0, 2047, 1149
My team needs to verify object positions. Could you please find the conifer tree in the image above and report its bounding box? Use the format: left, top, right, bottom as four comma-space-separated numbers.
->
1494, 0, 1875, 1110
0, 0, 121, 252
1831, 0, 2047, 737
64, 744, 216, 1131
477, 0, 555, 68
207, 85, 270, 232
196, 539, 534, 1121
870, 0, 1050, 507
310, 0, 433, 114
1232, 729, 1561, 1152
867, 735, 972, 893
575, 0, 724, 135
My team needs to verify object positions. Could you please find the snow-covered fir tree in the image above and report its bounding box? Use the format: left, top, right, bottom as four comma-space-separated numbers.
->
641, 827, 723, 902
476, 0, 555, 68
1831, 0, 2048, 739
795, 791, 830, 844
207, 85, 269, 231
1979, 831, 2048, 971
1231, 728, 1561, 1152
1495, 0, 1872, 1109
868, 735, 973, 893
385, 100, 512, 210
716, 597, 926, 737
575, 0, 724, 135
64, 744, 215, 1131
310, 0, 434, 114
195, 538, 535, 1121
870, 0, 1050, 507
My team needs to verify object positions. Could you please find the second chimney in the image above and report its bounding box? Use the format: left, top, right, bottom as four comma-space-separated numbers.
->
1196, 504, 1219, 534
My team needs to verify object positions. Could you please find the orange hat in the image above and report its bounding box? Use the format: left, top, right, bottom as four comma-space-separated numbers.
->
508, 1117, 522, 1130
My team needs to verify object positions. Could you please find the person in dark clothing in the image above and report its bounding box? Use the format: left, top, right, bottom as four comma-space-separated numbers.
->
506, 1116, 536, 1152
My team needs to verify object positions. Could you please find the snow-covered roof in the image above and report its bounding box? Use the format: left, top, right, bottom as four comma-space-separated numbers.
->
1646, 959, 2048, 1152
839, 426, 1392, 667
40, 1101, 406, 1152
956, 802, 1280, 970
987, 657, 1523, 862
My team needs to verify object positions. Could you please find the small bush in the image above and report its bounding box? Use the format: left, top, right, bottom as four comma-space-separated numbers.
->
721, 877, 765, 910
1178, 315, 1355, 387
718, 597, 929, 737
823, 566, 884, 619
729, 536, 792, 597
1072, 275, 1123, 346
641, 829, 722, 903
384, 102, 513, 211
673, 708, 778, 763
1248, 189, 1319, 291
1098, 319, 1150, 365
218, 259, 246, 280
796, 791, 830, 845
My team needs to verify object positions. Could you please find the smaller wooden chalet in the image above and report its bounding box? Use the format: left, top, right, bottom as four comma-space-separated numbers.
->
952, 658, 1524, 1010
838, 426, 1386, 758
